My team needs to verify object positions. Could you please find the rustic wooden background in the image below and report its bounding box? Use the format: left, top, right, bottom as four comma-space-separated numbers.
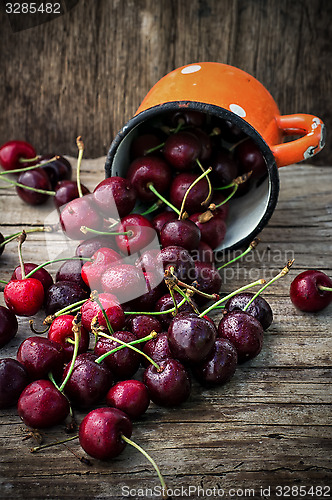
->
0, 0, 331, 164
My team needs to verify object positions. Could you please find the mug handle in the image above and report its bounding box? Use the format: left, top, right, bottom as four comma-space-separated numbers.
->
271, 114, 325, 168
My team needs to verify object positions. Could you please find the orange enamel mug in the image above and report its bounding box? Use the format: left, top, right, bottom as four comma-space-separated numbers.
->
105, 62, 325, 251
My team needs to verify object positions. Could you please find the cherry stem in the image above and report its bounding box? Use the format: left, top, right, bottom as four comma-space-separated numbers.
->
90, 290, 115, 335
121, 434, 167, 492
80, 226, 133, 237
17, 231, 27, 279
214, 171, 252, 192
318, 285, 332, 292
0, 279, 8, 284
0, 226, 54, 248
76, 136, 84, 198
2, 156, 59, 176
123, 297, 187, 315
199, 278, 266, 318
213, 183, 238, 207
59, 313, 82, 392
148, 183, 181, 215
25, 256, 91, 279
95, 330, 158, 365
173, 284, 200, 314
243, 260, 295, 312
228, 136, 249, 152
144, 142, 165, 155
29, 319, 50, 334
43, 299, 88, 324
141, 201, 163, 216
31, 434, 78, 453
165, 267, 219, 303
49, 371, 75, 421
19, 155, 39, 164
217, 238, 260, 270
196, 159, 212, 206
0, 175, 56, 195
178, 167, 212, 220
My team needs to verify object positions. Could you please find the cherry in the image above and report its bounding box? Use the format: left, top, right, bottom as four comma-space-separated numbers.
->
218, 311, 264, 363
11, 262, 53, 294
129, 271, 165, 311
101, 264, 146, 303
210, 148, 238, 186
126, 156, 172, 202
163, 131, 201, 170
156, 245, 195, 283
4, 277, 44, 316
125, 315, 162, 341
79, 407, 132, 460
81, 293, 125, 333
59, 195, 103, 240
93, 176, 136, 218
225, 292, 273, 330
170, 172, 211, 213
155, 292, 196, 329
0, 305, 18, 348
235, 138, 266, 181
17, 336, 65, 380
187, 127, 213, 163
62, 352, 113, 408
0, 140, 36, 172
168, 312, 217, 365
115, 214, 157, 255
151, 210, 177, 236
81, 247, 121, 290
17, 379, 70, 428
36, 154, 72, 188
189, 211, 226, 250
75, 235, 118, 259
160, 219, 201, 251
219, 119, 246, 143
54, 180, 90, 209
168, 109, 206, 128
94, 331, 141, 380
192, 241, 215, 265
193, 338, 238, 386
290, 270, 332, 312
106, 380, 150, 419
130, 132, 163, 158
0, 358, 29, 408
56, 258, 90, 291
0, 232, 4, 257
135, 249, 162, 273
48, 314, 90, 362
142, 332, 173, 367
45, 281, 88, 316
192, 262, 222, 305
16, 168, 54, 205
143, 358, 191, 407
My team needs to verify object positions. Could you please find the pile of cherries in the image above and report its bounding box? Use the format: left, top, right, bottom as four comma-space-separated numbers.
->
0, 109, 331, 483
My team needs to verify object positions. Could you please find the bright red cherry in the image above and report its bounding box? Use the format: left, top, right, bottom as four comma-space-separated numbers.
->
93, 176, 136, 218
81, 293, 124, 332
81, 247, 121, 290
4, 278, 44, 316
0, 140, 36, 172
115, 214, 157, 255
11, 262, 53, 294
101, 264, 147, 304
106, 380, 150, 419
48, 314, 90, 362
59, 194, 103, 240
290, 270, 332, 312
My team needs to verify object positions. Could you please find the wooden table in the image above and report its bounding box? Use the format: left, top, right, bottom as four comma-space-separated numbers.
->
0, 160, 331, 499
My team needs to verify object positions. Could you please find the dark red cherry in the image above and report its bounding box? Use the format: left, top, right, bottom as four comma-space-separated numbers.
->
106, 380, 150, 419
4, 278, 44, 316
143, 358, 191, 407
235, 138, 267, 181
101, 264, 147, 304
48, 314, 90, 362
156, 245, 195, 283
0, 305, 18, 348
93, 176, 136, 218
218, 311, 264, 363
193, 338, 238, 385
17, 336, 65, 381
163, 131, 201, 170
219, 119, 246, 143
130, 133, 162, 158
37, 154, 72, 188
81, 247, 121, 290
18, 379, 70, 428
75, 235, 118, 258
290, 270, 332, 312
151, 211, 177, 236
168, 312, 217, 365
45, 281, 88, 316
59, 195, 103, 240
168, 109, 206, 128
126, 315, 162, 341
192, 262, 222, 305
129, 271, 165, 311
189, 211, 226, 250
0, 358, 29, 409
79, 407, 132, 460
170, 172, 211, 213
56, 258, 89, 291
210, 148, 238, 186
160, 219, 201, 251
11, 262, 53, 294
62, 352, 113, 408
81, 293, 124, 332
135, 249, 162, 273
94, 331, 141, 380
155, 292, 197, 329
142, 332, 173, 367
54, 180, 90, 209
0, 140, 36, 172
16, 168, 53, 205
126, 156, 172, 202
225, 292, 273, 330
115, 214, 157, 255
191, 241, 215, 264
187, 127, 213, 163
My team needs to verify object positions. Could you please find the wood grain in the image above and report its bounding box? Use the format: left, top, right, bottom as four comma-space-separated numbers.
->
0, 0, 331, 165
0, 159, 331, 499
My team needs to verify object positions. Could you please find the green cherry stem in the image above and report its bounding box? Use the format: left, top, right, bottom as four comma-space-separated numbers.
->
31, 435, 79, 453
123, 297, 187, 315
121, 434, 167, 492
90, 290, 115, 335
0, 226, 54, 248
147, 183, 181, 215
214, 183, 238, 206
59, 313, 82, 392
199, 278, 266, 318
80, 226, 133, 237
76, 136, 84, 198
318, 285, 332, 292
178, 167, 212, 220
217, 238, 260, 270
17, 231, 27, 279
196, 159, 212, 206
19, 155, 40, 164
25, 256, 91, 280
141, 200, 163, 216
0, 175, 56, 195
243, 259, 295, 312
43, 299, 88, 324
0, 279, 8, 284
214, 171, 252, 192
95, 331, 158, 365
2, 156, 59, 176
